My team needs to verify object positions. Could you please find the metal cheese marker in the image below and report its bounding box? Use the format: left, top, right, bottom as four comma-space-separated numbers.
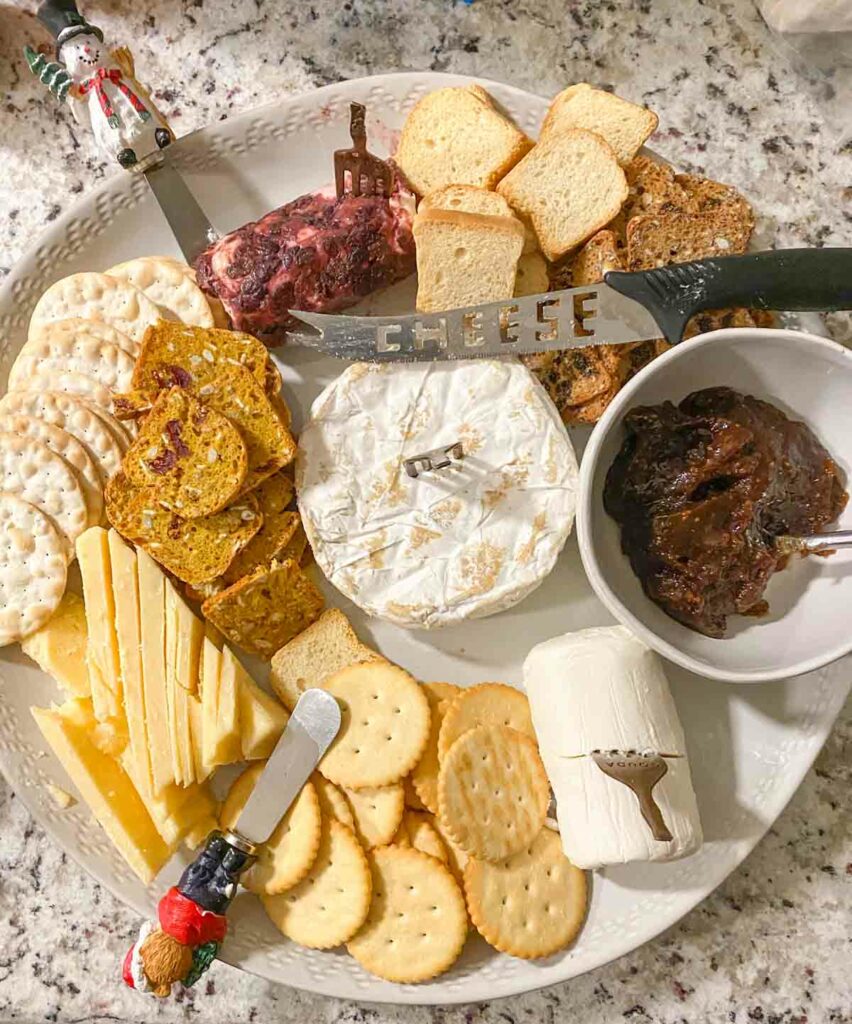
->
122, 690, 341, 998
288, 248, 852, 361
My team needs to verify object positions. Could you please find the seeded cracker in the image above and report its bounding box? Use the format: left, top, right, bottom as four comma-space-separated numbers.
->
411, 681, 461, 813
464, 828, 587, 959
105, 472, 261, 584
438, 682, 535, 761
222, 473, 298, 583
220, 764, 321, 894
122, 388, 248, 517
438, 725, 549, 862
201, 558, 324, 659
342, 783, 404, 848
262, 818, 371, 949
317, 662, 431, 790
132, 321, 271, 394
347, 846, 468, 983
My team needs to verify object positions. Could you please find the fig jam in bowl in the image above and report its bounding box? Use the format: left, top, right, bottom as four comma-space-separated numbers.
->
577, 328, 852, 683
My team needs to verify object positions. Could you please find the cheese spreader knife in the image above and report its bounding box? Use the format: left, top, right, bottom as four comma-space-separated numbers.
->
286, 248, 852, 362
25, 0, 218, 264
122, 688, 341, 998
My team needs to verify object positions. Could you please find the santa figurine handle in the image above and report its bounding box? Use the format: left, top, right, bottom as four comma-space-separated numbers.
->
123, 830, 256, 997
23, 0, 175, 172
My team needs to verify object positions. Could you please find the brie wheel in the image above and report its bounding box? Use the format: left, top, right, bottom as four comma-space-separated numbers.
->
297, 360, 578, 628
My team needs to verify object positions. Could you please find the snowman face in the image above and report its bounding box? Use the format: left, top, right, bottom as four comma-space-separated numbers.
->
61, 33, 105, 80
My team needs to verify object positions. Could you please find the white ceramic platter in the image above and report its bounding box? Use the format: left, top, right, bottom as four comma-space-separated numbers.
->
0, 72, 848, 1005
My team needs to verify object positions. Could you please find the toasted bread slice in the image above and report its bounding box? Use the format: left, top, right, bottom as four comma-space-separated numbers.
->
540, 83, 658, 165
570, 229, 624, 286
419, 184, 513, 218
626, 207, 753, 271
514, 250, 550, 297
270, 608, 385, 710
395, 86, 533, 196
413, 208, 524, 313
497, 129, 628, 262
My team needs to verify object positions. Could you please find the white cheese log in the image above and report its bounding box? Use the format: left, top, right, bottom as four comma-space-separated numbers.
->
524, 625, 703, 869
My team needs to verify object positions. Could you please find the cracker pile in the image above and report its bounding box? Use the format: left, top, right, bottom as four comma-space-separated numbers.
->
0, 256, 230, 648
247, 611, 587, 982
394, 82, 763, 427
107, 319, 322, 657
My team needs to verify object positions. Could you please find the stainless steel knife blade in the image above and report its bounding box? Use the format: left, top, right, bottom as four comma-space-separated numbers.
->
286, 282, 662, 362
143, 153, 219, 264
234, 688, 341, 846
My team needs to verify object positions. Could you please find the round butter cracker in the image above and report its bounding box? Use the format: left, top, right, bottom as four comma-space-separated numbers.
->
392, 810, 448, 864
439, 682, 535, 761
262, 818, 371, 949
318, 662, 430, 790
106, 256, 215, 328
27, 317, 136, 358
412, 681, 461, 812
0, 391, 124, 484
0, 414, 103, 527
0, 432, 90, 556
29, 272, 161, 344
10, 335, 135, 395
342, 782, 404, 848
0, 494, 67, 646
438, 725, 548, 862
311, 773, 355, 832
464, 828, 587, 959
346, 846, 468, 983
220, 763, 321, 895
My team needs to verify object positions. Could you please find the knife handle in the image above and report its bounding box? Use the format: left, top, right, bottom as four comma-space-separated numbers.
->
122, 830, 255, 997
604, 248, 852, 344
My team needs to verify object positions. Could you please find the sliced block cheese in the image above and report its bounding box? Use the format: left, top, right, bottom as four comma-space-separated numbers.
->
137, 549, 173, 795
31, 698, 169, 884
76, 527, 126, 744
21, 591, 90, 698
165, 585, 196, 786
239, 672, 289, 760
200, 635, 225, 768
188, 693, 212, 783
208, 646, 242, 766
108, 531, 153, 797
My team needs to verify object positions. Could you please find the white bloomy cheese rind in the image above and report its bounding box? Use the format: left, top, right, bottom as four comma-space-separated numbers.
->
297, 360, 578, 628
523, 625, 703, 869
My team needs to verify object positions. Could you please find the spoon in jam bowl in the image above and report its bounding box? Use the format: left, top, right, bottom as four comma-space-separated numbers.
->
776, 530, 852, 557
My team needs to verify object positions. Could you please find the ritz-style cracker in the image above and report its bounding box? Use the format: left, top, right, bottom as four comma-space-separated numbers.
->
347, 846, 468, 983
220, 764, 321, 895
438, 725, 549, 862
317, 662, 431, 790
438, 682, 535, 761
464, 829, 588, 959
342, 783, 405, 848
411, 681, 461, 813
262, 818, 372, 949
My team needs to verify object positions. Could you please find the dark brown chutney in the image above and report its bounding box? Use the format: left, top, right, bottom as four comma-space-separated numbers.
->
603, 387, 848, 638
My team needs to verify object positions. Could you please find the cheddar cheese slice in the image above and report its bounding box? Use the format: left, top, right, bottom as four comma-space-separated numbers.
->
165, 585, 197, 786
137, 549, 173, 796
200, 635, 223, 769
32, 698, 169, 884
207, 646, 242, 766
108, 531, 153, 797
76, 528, 126, 744
21, 592, 91, 698
239, 673, 289, 760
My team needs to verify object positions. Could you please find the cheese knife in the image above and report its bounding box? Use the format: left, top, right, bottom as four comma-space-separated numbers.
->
286, 248, 852, 361
122, 688, 341, 998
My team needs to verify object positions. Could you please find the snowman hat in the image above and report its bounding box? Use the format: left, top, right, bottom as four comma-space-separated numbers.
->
37, 0, 104, 59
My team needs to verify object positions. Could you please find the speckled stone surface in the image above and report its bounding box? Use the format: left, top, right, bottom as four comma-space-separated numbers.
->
0, 1, 850, 1021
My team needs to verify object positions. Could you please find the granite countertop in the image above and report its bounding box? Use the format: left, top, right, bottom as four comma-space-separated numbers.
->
0, 1, 850, 1021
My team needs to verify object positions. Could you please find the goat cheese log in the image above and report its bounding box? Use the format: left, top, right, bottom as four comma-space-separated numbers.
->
523, 626, 703, 869
194, 185, 416, 339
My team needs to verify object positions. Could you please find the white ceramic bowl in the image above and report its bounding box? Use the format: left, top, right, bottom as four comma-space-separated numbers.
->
577, 328, 852, 683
